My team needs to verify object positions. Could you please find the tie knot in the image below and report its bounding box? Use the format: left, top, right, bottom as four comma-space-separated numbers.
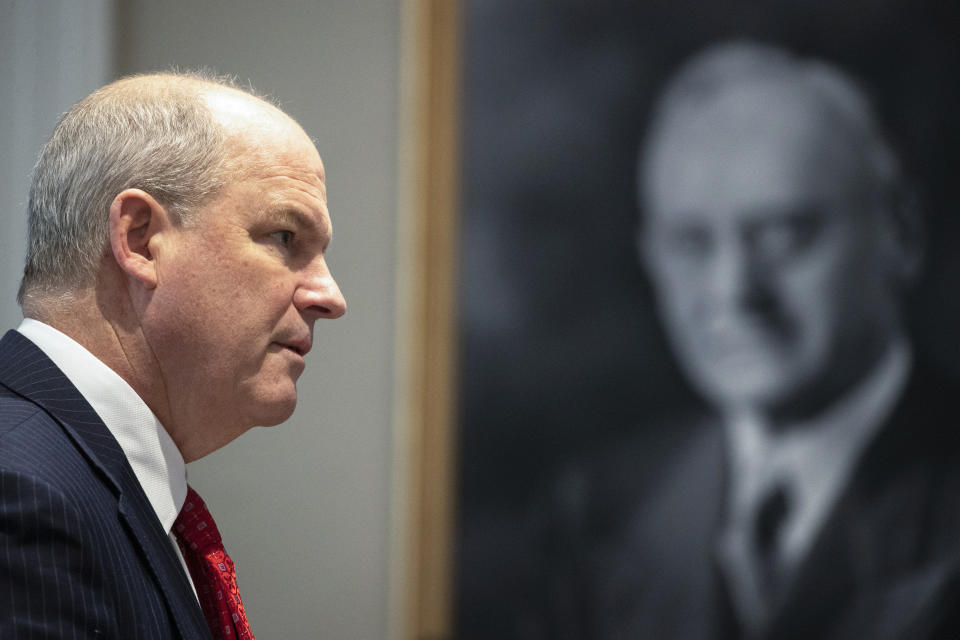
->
174, 486, 223, 552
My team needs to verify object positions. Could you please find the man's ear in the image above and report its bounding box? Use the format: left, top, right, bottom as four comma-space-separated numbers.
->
108, 189, 172, 290
881, 183, 925, 289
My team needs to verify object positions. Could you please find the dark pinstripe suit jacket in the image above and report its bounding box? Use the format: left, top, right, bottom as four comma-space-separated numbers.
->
0, 330, 212, 639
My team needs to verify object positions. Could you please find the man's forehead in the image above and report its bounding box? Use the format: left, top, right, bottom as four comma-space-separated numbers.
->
205, 98, 324, 186
203, 88, 319, 158
665, 80, 828, 142
202, 87, 286, 132
645, 81, 869, 216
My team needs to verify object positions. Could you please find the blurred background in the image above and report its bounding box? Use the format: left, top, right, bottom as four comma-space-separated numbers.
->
455, 0, 960, 637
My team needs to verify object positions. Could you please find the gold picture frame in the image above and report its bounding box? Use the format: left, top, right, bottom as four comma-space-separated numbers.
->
392, 2, 461, 640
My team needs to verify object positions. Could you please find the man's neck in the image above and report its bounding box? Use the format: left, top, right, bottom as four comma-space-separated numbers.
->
24, 283, 182, 456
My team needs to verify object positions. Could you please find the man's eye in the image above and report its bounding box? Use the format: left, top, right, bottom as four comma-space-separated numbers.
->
270, 230, 294, 247
749, 213, 823, 260
668, 226, 712, 260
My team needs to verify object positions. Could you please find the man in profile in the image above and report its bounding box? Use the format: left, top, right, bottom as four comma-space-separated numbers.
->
577, 42, 960, 639
0, 73, 346, 638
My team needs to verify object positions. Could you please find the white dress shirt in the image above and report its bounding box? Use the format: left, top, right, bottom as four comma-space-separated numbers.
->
16, 318, 197, 597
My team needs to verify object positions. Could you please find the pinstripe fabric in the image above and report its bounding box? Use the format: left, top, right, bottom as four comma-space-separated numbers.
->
0, 330, 212, 639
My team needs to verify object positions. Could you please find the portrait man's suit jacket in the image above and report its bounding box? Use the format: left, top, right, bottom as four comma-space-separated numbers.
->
559, 359, 960, 640
0, 330, 212, 639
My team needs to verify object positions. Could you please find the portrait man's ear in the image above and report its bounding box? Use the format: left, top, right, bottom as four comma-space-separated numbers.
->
884, 184, 925, 288
108, 188, 171, 290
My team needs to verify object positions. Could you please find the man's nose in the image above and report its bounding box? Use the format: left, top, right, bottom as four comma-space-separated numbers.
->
708, 239, 768, 310
295, 261, 347, 320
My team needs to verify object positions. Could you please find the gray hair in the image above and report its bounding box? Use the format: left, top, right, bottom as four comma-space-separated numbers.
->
639, 40, 903, 211
18, 70, 262, 305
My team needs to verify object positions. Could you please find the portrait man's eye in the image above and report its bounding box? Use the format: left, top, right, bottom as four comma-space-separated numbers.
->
747, 211, 825, 262
664, 224, 713, 263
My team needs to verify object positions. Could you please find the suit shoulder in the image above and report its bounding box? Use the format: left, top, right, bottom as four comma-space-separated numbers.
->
0, 386, 47, 438
905, 357, 960, 408
0, 386, 100, 494
892, 358, 960, 456
558, 409, 719, 538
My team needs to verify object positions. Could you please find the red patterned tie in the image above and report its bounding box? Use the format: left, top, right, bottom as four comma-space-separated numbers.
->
174, 486, 255, 640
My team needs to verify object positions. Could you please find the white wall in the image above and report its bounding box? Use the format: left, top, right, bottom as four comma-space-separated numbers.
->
2, 2, 403, 638
0, 0, 115, 330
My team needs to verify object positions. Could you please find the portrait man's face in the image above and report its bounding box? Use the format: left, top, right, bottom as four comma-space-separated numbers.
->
641, 79, 903, 418
142, 106, 346, 432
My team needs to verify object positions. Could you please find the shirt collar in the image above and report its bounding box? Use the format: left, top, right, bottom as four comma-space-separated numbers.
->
723, 337, 911, 565
16, 318, 187, 535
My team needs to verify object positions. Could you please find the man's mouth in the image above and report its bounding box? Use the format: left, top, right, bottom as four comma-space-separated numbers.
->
275, 337, 312, 357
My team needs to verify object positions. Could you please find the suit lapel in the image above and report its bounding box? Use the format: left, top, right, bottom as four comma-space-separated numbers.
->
763, 360, 960, 639
837, 557, 960, 640
117, 484, 212, 640
761, 480, 860, 639
0, 330, 210, 640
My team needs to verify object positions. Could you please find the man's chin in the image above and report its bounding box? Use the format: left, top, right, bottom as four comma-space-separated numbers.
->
695, 365, 800, 414
247, 390, 299, 426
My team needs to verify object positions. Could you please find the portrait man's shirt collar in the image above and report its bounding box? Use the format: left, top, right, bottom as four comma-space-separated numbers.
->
722, 335, 911, 569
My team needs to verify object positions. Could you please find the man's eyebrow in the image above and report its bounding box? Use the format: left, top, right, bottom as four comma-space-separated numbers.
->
263, 207, 332, 247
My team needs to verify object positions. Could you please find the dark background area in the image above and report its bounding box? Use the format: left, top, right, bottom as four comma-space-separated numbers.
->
455, 0, 960, 635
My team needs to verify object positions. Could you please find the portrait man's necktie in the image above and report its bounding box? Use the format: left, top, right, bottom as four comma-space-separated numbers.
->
752, 483, 791, 598
174, 486, 256, 640
717, 478, 794, 633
